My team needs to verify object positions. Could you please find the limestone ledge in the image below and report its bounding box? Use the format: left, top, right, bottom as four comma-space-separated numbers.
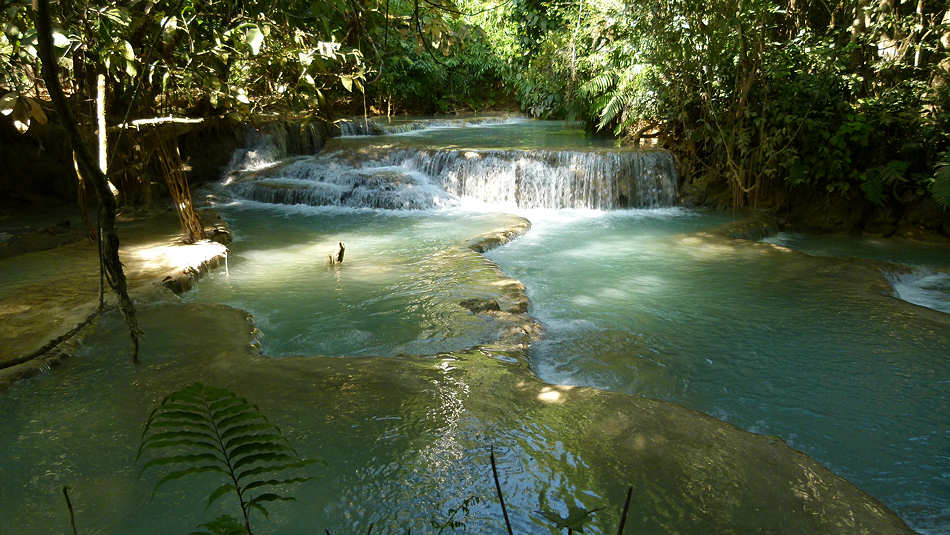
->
0, 210, 234, 388
457, 214, 540, 352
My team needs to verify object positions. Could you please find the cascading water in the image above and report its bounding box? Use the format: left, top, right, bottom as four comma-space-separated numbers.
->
228, 158, 457, 210
223, 120, 679, 210
3, 116, 946, 535
393, 148, 677, 209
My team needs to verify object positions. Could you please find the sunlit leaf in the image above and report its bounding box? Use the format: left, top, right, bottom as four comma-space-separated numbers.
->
245, 25, 264, 55
0, 92, 16, 116
51, 30, 69, 48
27, 97, 47, 124
121, 40, 135, 61
12, 97, 29, 124
340, 75, 353, 92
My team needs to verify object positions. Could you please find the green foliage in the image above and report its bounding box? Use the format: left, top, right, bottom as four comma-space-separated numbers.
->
0, 0, 511, 135
138, 382, 314, 533
933, 152, 950, 209
466, 0, 950, 209
189, 515, 246, 535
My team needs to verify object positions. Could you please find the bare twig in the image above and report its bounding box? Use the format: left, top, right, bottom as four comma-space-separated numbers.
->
617, 486, 633, 535
490, 445, 514, 535
0, 308, 105, 371
63, 486, 78, 535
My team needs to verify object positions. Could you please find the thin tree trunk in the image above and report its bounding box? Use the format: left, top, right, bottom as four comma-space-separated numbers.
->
156, 139, 204, 243
34, 0, 141, 362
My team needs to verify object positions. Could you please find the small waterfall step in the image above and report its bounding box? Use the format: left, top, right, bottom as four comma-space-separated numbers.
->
223, 119, 679, 210
336, 113, 523, 136
226, 147, 678, 210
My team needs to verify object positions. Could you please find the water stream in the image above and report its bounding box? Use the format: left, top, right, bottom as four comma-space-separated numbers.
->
1, 117, 948, 534
486, 210, 950, 534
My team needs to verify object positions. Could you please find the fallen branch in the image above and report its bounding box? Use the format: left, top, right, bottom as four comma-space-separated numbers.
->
111, 116, 205, 130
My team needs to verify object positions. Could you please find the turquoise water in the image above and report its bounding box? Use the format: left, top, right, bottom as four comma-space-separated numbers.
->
333, 118, 621, 151
487, 209, 950, 534
2, 118, 949, 534
186, 203, 516, 357
763, 231, 950, 313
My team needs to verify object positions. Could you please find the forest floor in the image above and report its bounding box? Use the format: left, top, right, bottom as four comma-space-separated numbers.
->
0, 207, 228, 386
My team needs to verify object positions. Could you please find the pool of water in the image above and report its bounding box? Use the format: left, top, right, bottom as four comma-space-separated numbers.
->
486, 209, 950, 534
0, 301, 914, 535
332, 118, 621, 151
185, 202, 522, 357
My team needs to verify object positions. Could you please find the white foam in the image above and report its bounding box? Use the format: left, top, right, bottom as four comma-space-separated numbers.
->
888, 269, 950, 313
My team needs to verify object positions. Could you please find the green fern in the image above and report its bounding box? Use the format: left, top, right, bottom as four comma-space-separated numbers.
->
189, 515, 246, 535
579, 71, 617, 97
138, 383, 314, 534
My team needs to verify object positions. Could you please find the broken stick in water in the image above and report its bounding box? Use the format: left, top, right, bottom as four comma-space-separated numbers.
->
327, 241, 346, 266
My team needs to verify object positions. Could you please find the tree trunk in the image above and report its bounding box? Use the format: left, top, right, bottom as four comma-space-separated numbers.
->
34, 0, 141, 362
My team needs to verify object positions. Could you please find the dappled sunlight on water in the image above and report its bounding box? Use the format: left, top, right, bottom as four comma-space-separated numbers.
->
488, 209, 950, 534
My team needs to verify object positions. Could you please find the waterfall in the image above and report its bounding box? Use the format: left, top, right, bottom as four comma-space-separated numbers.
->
223, 130, 679, 210
392, 149, 678, 209
228, 156, 457, 210
226, 121, 331, 172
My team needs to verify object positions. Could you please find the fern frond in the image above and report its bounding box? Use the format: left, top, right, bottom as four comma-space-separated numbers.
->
188, 514, 245, 535
598, 92, 629, 130
579, 71, 616, 97
138, 383, 314, 533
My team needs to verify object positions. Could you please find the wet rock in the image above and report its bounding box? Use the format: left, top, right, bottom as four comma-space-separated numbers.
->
708, 214, 778, 240
466, 217, 531, 252
161, 249, 228, 295
459, 297, 501, 313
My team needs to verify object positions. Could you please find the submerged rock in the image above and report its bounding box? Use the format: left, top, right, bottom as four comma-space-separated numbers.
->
459, 297, 501, 313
